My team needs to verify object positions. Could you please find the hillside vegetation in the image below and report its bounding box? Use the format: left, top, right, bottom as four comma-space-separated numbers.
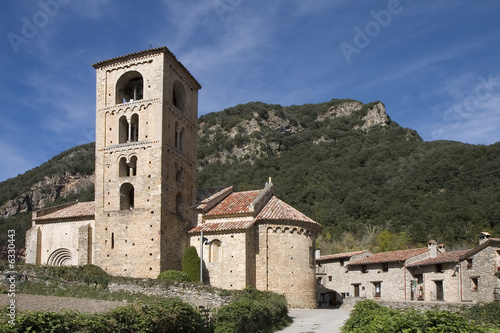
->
1, 99, 500, 252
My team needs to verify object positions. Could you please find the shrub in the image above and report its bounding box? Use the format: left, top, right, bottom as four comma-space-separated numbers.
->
462, 302, 500, 328
341, 300, 489, 333
0, 298, 208, 333
213, 286, 291, 333
182, 246, 200, 282
157, 270, 191, 282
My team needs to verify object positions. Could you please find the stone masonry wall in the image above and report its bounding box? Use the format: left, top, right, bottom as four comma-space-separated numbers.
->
461, 245, 500, 302
256, 223, 318, 308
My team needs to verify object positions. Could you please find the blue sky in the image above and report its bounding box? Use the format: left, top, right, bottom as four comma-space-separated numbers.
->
1, 0, 500, 182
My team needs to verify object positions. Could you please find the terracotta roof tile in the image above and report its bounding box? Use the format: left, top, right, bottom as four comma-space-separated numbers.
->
188, 220, 254, 233
195, 187, 232, 210
348, 248, 428, 266
407, 250, 469, 267
256, 196, 319, 226
205, 190, 260, 216
317, 250, 369, 262
35, 202, 95, 221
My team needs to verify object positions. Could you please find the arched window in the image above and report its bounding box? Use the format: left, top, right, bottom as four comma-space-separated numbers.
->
172, 80, 186, 111
175, 165, 184, 184
175, 192, 182, 215
129, 156, 137, 176
130, 114, 139, 142
179, 128, 184, 152
120, 183, 134, 210
210, 240, 221, 263
119, 157, 128, 177
119, 116, 128, 144
119, 156, 137, 177
116, 71, 143, 104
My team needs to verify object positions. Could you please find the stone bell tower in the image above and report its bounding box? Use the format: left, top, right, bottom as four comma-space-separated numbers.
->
92, 47, 201, 278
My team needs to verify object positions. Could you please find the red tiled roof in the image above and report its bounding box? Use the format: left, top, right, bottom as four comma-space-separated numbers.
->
256, 196, 318, 225
34, 202, 95, 221
195, 187, 232, 210
349, 248, 428, 266
188, 220, 255, 233
317, 250, 369, 262
205, 190, 261, 216
407, 250, 469, 267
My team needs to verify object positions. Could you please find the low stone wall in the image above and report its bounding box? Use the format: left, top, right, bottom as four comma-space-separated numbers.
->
108, 281, 231, 311
340, 297, 475, 312
377, 300, 473, 312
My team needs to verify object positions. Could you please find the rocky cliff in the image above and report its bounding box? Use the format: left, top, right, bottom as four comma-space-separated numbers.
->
0, 173, 94, 218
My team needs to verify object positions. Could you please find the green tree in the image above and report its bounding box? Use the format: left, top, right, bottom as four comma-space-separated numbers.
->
182, 246, 200, 282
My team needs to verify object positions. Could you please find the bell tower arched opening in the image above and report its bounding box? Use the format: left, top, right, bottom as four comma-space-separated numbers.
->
172, 80, 186, 111
116, 71, 143, 104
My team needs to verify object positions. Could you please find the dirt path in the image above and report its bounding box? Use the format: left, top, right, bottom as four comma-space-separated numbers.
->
0, 294, 127, 314
276, 308, 351, 333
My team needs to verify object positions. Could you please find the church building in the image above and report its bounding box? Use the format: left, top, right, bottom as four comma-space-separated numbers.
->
24, 47, 321, 308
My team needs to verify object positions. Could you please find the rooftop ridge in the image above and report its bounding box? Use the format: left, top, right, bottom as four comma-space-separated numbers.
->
91, 46, 201, 89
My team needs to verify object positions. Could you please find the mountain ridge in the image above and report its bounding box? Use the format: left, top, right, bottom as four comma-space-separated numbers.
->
1, 98, 499, 252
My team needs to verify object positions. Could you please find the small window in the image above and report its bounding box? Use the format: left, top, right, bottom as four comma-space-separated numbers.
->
130, 114, 139, 142
339, 259, 345, 267
175, 165, 184, 184
120, 183, 134, 210
119, 116, 128, 144
382, 263, 389, 272
328, 276, 333, 282
361, 265, 367, 273
467, 259, 473, 269
175, 192, 182, 215
471, 277, 479, 291
317, 277, 322, 284
373, 282, 381, 297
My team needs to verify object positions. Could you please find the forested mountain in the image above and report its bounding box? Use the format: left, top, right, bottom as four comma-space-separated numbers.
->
1, 99, 500, 252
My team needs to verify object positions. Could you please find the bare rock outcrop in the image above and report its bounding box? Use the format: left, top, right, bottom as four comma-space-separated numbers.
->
0, 173, 95, 218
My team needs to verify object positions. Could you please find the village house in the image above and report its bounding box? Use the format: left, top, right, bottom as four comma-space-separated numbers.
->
25, 46, 322, 308
406, 243, 467, 302
459, 233, 500, 303
315, 250, 371, 305
344, 248, 429, 302
317, 233, 500, 305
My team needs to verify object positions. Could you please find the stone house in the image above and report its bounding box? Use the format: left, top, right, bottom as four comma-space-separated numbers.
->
406, 242, 467, 302
315, 250, 371, 306
25, 46, 321, 308
317, 234, 500, 304
459, 233, 500, 302
344, 248, 429, 302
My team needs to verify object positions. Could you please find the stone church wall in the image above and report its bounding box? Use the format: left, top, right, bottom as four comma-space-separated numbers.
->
25, 219, 94, 266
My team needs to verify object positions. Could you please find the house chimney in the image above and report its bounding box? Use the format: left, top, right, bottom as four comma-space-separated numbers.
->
479, 232, 491, 245
428, 240, 437, 258
438, 244, 445, 253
